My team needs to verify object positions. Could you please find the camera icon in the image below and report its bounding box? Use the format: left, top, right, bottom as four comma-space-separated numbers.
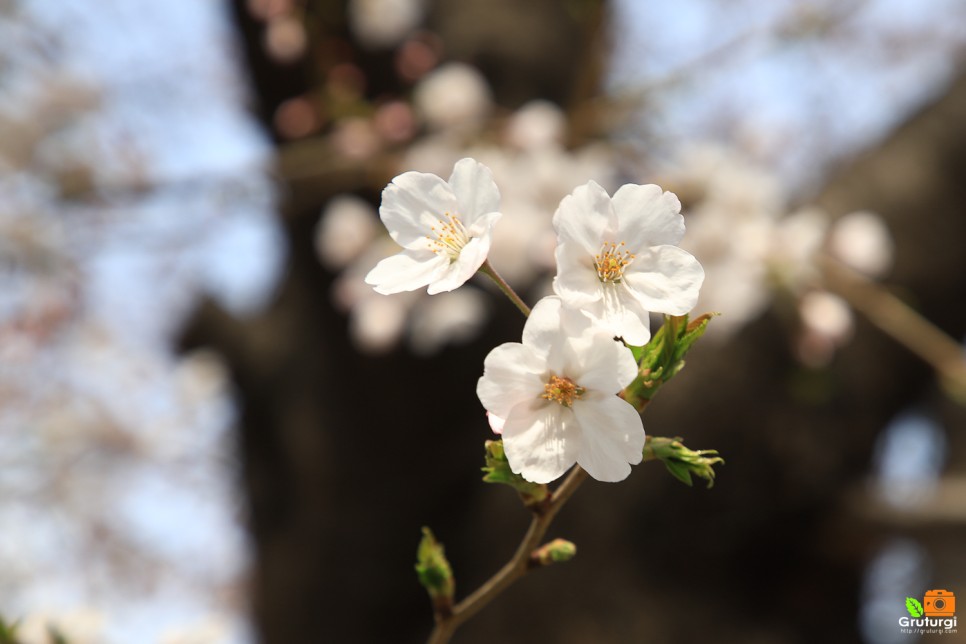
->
924, 589, 956, 617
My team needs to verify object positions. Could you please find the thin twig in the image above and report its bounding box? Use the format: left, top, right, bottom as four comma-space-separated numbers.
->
427, 466, 589, 644
478, 260, 531, 317
819, 254, 966, 398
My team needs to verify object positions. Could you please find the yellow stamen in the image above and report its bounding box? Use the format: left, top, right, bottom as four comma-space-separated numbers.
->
594, 241, 634, 283
541, 375, 584, 407
427, 212, 469, 262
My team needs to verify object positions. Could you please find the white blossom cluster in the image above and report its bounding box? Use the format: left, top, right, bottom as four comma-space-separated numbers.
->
364, 157, 703, 483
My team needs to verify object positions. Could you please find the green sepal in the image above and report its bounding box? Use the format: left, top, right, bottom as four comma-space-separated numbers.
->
415, 527, 454, 612
623, 313, 716, 411
643, 435, 724, 488
663, 457, 695, 486
482, 440, 549, 508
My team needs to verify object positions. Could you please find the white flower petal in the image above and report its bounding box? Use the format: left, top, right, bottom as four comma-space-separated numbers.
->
380, 171, 460, 249
552, 180, 611, 254
463, 210, 502, 240
520, 296, 564, 359
365, 249, 448, 294
552, 241, 602, 307
610, 184, 685, 247
477, 343, 546, 418
573, 392, 645, 483
589, 284, 653, 346
623, 245, 704, 315
448, 158, 500, 227
487, 412, 505, 435
543, 330, 580, 379
426, 236, 489, 294
502, 399, 580, 484
520, 296, 592, 353
568, 331, 638, 393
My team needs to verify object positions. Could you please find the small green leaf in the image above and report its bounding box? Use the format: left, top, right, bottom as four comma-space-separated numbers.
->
643, 436, 724, 488
905, 597, 924, 617
672, 313, 715, 363
621, 313, 716, 411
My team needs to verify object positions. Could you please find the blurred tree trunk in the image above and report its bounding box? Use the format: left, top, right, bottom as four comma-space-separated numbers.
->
184, 2, 611, 643
183, 3, 966, 642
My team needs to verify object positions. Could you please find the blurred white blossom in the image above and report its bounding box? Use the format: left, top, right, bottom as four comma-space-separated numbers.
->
413, 63, 492, 132
671, 145, 785, 335
352, 291, 416, 353
0, 1, 277, 641
315, 195, 380, 270
672, 145, 891, 355
829, 210, 894, 278
348, 0, 425, 50
409, 288, 488, 356
797, 290, 854, 367
504, 100, 567, 151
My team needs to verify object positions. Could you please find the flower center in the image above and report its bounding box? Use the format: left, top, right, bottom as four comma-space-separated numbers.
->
427, 212, 469, 262
594, 241, 634, 283
541, 375, 584, 407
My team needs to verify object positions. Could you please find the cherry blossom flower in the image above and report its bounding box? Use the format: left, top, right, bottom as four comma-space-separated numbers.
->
413, 63, 492, 132
551, 181, 704, 346
477, 297, 644, 483
828, 210, 893, 278
365, 158, 502, 295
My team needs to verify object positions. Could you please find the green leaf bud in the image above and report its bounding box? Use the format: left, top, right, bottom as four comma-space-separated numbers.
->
415, 527, 455, 614
531, 539, 577, 566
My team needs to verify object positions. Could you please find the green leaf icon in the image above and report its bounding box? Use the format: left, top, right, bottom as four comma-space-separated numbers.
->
905, 597, 924, 618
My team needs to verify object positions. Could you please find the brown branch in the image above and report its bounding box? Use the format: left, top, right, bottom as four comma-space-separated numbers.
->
427, 465, 589, 644
819, 254, 966, 400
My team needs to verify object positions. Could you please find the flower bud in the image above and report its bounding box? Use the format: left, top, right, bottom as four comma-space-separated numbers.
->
643, 436, 724, 488
415, 527, 454, 614
531, 539, 577, 567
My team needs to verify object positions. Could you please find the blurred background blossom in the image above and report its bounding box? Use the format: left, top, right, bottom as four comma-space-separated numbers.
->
0, 1, 279, 641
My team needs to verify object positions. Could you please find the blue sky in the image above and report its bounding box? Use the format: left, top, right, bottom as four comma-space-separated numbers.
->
611, 0, 966, 190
